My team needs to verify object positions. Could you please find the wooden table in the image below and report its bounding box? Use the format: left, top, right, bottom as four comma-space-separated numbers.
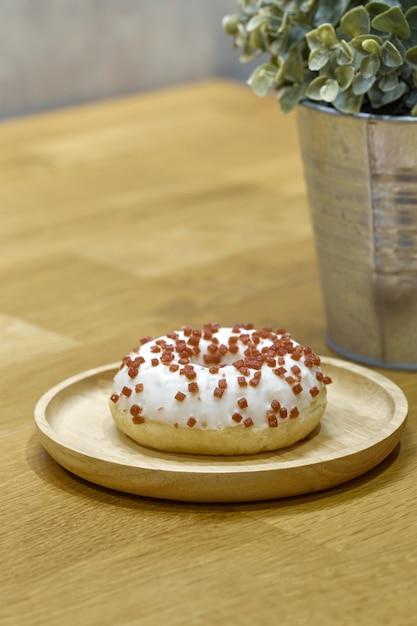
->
1, 80, 416, 625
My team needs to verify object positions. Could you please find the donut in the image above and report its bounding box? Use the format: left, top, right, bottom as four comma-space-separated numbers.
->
109, 323, 332, 455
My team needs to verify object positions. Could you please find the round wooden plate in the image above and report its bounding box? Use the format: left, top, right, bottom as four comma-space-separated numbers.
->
34, 357, 408, 502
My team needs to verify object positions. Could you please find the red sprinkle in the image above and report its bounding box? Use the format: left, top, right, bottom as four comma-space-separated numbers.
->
213, 387, 224, 398
237, 397, 248, 409
290, 406, 299, 418
232, 412, 243, 423
128, 367, 138, 378
187, 333, 201, 346
267, 412, 278, 428
132, 415, 145, 424
151, 358, 159, 367
175, 391, 186, 402
188, 382, 199, 392
135, 383, 144, 393
182, 365, 196, 380
274, 367, 287, 377
237, 376, 247, 387
244, 417, 254, 427
188, 335, 201, 347
323, 376, 332, 385
121, 386, 132, 397
310, 386, 320, 398
271, 400, 281, 412
292, 383, 303, 395
204, 353, 221, 365
187, 417, 197, 428
130, 404, 142, 417
110, 393, 119, 403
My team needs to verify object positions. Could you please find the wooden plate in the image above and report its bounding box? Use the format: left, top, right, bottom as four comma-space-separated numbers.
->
34, 357, 408, 502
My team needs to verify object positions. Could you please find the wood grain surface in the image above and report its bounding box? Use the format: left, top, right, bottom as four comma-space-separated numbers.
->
1, 80, 416, 625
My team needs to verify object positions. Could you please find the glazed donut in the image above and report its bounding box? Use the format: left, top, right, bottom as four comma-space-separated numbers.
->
109, 323, 332, 455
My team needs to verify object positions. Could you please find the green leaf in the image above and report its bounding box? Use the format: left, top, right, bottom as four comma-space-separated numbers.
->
333, 88, 363, 114
341, 7, 371, 38
246, 15, 268, 32
335, 65, 355, 90
320, 79, 340, 102
368, 81, 407, 108
381, 41, 403, 68
317, 23, 338, 47
222, 14, 240, 35
306, 76, 339, 102
306, 29, 322, 51
314, 0, 352, 27
406, 46, 417, 69
406, 7, 417, 32
249, 27, 265, 51
352, 71, 377, 95
362, 39, 382, 56
360, 55, 381, 79
351, 35, 383, 54
364, 2, 392, 20
405, 88, 417, 111
283, 47, 305, 83
372, 7, 411, 38
308, 47, 330, 71
247, 64, 277, 97
335, 40, 354, 65
277, 83, 305, 113
378, 71, 399, 92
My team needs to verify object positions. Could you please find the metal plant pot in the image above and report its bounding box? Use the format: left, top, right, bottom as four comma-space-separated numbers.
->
296, 101, 417, 370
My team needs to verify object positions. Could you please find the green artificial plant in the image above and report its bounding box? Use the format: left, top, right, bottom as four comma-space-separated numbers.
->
223, 0, 417, 115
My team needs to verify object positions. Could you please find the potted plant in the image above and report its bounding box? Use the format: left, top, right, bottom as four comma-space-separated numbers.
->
223, 1, 417, 370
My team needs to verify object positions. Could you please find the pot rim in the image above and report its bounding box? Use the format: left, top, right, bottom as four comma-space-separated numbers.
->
299, 99, 417, 123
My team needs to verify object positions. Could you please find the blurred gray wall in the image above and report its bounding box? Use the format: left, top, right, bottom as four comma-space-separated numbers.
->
0, 0, 253, 119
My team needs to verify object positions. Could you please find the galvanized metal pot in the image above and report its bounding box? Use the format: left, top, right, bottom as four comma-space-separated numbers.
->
296, 101, 417, 370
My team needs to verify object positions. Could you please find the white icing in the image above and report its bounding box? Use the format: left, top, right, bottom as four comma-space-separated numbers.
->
111, 325, 326, 430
